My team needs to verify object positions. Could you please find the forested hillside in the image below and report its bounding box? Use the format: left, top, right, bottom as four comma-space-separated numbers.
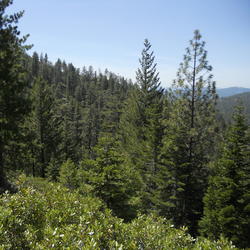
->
0, 1, 249, 249
217, 92, 250, 123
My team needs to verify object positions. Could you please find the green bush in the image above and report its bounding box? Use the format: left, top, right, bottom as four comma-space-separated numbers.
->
0, 187, 46, 249
0, 176, 237, 249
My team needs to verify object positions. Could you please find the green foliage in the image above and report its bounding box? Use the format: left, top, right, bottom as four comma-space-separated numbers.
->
193, 236, 237, 250
79, 135, 140, 220
0, 3, 247, 244
160, 30, 218, 234
218, 92, 250, 124
0, 187, 46, 248
58, 97, 83, 163
0, 0, 31, 191
28, 77, 61, 177
59, 159, 78, 189
45, 155, 61, 181
120, 39, 164, 213
117, 214, 196, 249
0, 176, 236, 249
200, 106, 250, 248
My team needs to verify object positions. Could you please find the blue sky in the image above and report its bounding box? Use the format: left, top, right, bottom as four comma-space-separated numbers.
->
8, 0, 250, 88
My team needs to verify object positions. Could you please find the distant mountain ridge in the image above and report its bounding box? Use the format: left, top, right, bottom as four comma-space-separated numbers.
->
217, 87, 250, 97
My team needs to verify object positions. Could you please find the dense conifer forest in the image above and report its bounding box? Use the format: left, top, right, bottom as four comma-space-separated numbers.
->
218, 92, 250, 124
0, 1, 249, 248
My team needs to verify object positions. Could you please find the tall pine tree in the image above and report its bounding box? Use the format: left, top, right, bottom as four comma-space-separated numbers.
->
160, 30, 217, 234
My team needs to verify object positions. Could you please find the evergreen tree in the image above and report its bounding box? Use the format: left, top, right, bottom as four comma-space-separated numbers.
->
59, 159, 78, 189
199, 106, 250, 248
31, 52, 39, 77
59, 97, 84, 163
120, 39, 164, 212
29, 77, 60, 177
160, 30, 217, 234
79, 134, 140, 220
0, 0, 30, 192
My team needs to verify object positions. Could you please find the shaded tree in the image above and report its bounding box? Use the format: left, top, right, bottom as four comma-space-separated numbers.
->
29, 77, 60, 177
0, 0, 30, 192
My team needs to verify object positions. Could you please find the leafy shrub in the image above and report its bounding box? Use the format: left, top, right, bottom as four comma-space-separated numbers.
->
0, 176, 237, 249
115, 214, 195, 249
0, 188, 46, 248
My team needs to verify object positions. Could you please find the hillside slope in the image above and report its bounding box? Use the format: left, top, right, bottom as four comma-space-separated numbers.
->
217, 91, 250, 123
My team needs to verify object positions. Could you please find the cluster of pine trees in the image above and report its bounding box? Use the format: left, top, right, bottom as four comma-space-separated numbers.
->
0, 1, 249, 248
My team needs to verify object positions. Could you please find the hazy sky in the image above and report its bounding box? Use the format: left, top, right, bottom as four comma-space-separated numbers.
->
8, 0, 250, 88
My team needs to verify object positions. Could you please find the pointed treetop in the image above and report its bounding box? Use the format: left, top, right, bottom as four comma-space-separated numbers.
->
136, 38, 162, 95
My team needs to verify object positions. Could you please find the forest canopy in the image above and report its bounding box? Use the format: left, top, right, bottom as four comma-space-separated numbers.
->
0, 1, 249, 249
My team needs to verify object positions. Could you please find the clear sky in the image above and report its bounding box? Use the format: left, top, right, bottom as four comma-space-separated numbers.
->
7, 0, 250, 88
